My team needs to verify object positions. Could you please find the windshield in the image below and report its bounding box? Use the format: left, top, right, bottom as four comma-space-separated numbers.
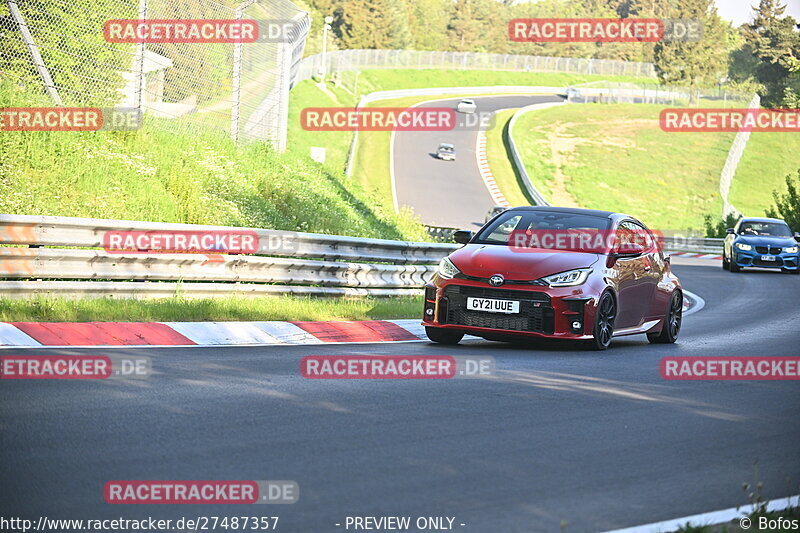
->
738, 221, 792, 237
474, 210, 612, 246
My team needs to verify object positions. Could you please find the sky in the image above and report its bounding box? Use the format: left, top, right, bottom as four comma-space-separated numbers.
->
715, 0, 800, 26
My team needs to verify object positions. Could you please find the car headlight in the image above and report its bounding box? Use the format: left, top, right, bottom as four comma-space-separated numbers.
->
785, 246, 799, 254
542, 268, 591, 287
437, 257, 460, 279
735, 242, 752, 251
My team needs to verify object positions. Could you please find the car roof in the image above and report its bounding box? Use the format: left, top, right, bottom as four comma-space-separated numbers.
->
439, 143, 454, 148
503, 205, 618, 218
739, 217, 786, 224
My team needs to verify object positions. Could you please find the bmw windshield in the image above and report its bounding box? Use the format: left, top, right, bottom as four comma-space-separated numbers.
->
739, 221, 792, 237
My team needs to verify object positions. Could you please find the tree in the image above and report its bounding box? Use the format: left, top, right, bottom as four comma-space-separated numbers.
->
653, 0, 730, 103
740, 0, 800, 107
407, 0, 450, 51
385, 0, 413, 49
446, 0, 507, 53
766, 168, 800, 232
703, 212, 742, 238
334, 0, 392, 49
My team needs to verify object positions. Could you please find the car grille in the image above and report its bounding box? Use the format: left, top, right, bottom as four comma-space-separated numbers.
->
442, 285, 553, 334
755, 246, 782, 254
753, 257, 784, 267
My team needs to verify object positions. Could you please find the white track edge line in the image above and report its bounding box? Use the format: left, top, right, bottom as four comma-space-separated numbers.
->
682, 289, 705, 317
601, 495, 799, 533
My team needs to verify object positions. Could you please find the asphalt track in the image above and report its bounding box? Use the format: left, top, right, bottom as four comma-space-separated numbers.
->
2, 263, 799, 532
392, 94, 563, 229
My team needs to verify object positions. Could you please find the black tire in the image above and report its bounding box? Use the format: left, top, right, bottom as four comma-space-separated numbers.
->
647, 291, 683, 344
589, 292, 616, 351
425, 326, 464, 345
729, 260, 741, 273
722, 252, 729, 270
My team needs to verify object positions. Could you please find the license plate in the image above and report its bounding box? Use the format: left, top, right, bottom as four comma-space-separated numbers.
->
466, 297, 520, 314
761, 255, 776, 261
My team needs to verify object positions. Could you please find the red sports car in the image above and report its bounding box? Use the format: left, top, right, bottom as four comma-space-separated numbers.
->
422, 207, 682, 350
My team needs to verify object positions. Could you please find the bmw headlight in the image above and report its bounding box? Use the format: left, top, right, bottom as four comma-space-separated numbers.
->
542, 268, 591, 287
735, 242, 752, 251
785, 246, 799, 254
437, 257, 460, 279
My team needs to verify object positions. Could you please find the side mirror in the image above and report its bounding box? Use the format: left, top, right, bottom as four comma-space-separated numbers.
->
453, 230, 473, 245
794, 232, 800, 242
726, 228, 735, 234
614, 242, 645, 257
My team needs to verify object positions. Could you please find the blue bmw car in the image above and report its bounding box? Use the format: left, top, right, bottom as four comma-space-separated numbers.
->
723, 217, 800, 274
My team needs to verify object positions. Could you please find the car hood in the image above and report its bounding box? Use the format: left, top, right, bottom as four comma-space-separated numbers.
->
449, 243, 598, 280
736, 235, 797, 248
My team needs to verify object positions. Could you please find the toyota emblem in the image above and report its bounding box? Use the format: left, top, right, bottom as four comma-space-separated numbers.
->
489, 274, 504, 286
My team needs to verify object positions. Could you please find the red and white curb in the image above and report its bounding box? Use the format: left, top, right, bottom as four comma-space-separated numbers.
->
476, 129, 510, 208
0, 291, 702, 348
0, 319, 429, 348
669, 252, 723, 260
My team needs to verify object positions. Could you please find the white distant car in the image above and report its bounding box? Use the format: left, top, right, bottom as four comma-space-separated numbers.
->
456, 99, 477, 113
436, 143, 456, 161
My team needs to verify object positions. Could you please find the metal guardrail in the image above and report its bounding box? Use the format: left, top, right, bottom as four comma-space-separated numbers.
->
0, 215, 722, 300
0, 215, 458, 299
505, 101, 566, 206
0, 215, 457, 264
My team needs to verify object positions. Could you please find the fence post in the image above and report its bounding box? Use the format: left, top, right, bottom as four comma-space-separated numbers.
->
7, 0, 63, 105
276, 40, 292, 152
133, 0, 148, 110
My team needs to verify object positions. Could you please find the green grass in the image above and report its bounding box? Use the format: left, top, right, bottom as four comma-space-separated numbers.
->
0, 82, 426, 241
511, 104, 738, 230
286, 79, 359, 174
729, 132, 800, 218
485, 108, 533, 207
0, 295, 423, 322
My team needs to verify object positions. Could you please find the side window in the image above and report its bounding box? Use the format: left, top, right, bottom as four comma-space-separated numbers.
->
627, 221, 653, 250
618, 221, 653, 252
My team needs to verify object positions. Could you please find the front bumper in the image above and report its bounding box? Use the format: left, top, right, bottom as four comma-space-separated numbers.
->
733, 249, 799, 270
422, 279, 601, 340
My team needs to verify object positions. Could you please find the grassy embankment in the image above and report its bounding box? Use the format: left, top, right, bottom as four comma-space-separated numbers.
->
490, 103, 795, 231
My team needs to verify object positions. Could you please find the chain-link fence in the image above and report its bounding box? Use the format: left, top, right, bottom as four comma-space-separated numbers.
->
720, 94, 761, 218
0, 0, 309, 150
565, 81, 753, 106
295, 49, 658, 82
